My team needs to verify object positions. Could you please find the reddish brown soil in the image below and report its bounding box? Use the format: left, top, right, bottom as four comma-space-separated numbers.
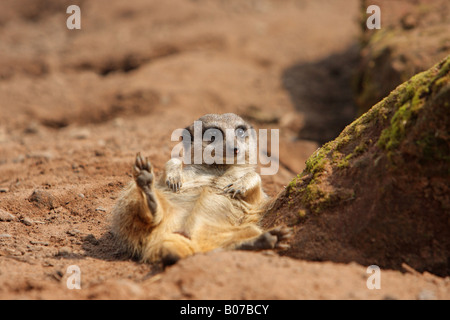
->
0, 0, 448, 299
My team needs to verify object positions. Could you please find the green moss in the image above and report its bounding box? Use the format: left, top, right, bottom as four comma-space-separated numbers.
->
434, 76, 449, 91
354, 140, 369, 155
285, 174, 302, 195
300, 183, 355, 214
297, 209, 307, 218
304, 146, 329, 175
378, 101, 417, 151
337, 157, 350, 169
378, 70, 432, 151
300, 183, 329, 214
378, 56, 450, 155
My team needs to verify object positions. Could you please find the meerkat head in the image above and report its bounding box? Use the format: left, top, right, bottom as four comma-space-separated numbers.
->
182, 113, 257, 166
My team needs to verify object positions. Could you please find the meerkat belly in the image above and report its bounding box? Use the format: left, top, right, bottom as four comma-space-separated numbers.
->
160, 187, 245, 238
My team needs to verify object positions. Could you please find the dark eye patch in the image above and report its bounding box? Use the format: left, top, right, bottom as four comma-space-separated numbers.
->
235, 125, 247, 138
203, 127, 223, 142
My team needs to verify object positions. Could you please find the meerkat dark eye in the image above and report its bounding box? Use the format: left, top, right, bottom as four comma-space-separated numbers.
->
204, 127, 222, 143
235, 127, 246, 138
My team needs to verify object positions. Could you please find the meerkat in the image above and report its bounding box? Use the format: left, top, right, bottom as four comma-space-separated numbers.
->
111, 113, 291, 266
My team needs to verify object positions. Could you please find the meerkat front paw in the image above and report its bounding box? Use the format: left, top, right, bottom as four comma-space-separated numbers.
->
166, 171, 182, 192
164, 158, 183, 192
223, 181, 247, 198
133, 152, 157, 214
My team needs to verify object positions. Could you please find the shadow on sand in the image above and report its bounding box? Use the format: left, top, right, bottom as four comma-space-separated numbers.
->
282, 44, 360, 145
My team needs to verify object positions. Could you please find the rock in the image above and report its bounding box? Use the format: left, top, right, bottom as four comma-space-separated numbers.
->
0, 234, 12, 239
23, 121, 40, 134
70, 128, 91, 139
57, 247, 72, 256
0, 187, 9, 193
265, 57, 450, 277
28, 190, 57, 209
0, 209, 16, 222
26, 151, 54, 160
67, 229, 81, 236
95, 206, 106, 212
401, 13, 417, 30
30, 240, 49, 246
1, 248, 21, 256
94, 150, 105, 157
21, 217, 33, 226
417, 289, 436, 300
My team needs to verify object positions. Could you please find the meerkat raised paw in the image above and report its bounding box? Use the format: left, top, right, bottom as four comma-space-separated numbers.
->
133, 152, 158, 214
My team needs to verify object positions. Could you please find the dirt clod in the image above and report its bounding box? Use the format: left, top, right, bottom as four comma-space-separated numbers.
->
28, 190, 57, 210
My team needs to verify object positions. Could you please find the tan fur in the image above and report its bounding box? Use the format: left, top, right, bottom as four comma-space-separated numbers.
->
111, 113, 290, 265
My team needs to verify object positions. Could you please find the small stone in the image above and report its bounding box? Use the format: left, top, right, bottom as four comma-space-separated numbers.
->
0, 187, 9, 193
21, 217, 34, 226
97, 139, 106, 147
26, 151, 54, 160
67, 229, 80, 236
417, 289, 436, 300
24, 122, 40, 134
94, 150, 105, 157
401, 14, 417, 30
2, 248, 21, 256
0, 233, 12, 238
43, 260, 54, 267
95, 207, 106, 212
113, 118, 124, 128
0, 209, 16, 221
70, 128, 90, 140
30, 240, 49, 246
57, 247, 72, 256
78, 193, 85, 199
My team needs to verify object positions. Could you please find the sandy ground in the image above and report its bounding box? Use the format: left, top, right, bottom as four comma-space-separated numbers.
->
0, 0, 448, 299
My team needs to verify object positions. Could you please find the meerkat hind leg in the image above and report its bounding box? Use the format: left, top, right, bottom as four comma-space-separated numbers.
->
133, 153, 157, 214
236, 226, 293, 251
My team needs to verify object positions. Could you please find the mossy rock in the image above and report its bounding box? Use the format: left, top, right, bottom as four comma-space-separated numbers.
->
264, 56, 450, 276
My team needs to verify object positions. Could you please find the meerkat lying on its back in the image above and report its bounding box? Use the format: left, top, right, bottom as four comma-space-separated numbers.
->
111, 113, 291, 266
